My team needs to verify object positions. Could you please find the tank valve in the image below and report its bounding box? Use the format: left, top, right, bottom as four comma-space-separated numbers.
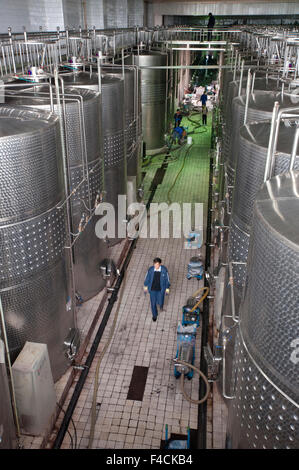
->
63, 328, 81, 361
73, 364, 89, 371
78, 213, 86, 233
94, 192, 103, 208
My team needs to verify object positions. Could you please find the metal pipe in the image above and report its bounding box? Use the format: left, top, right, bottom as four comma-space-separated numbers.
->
228, 261, 246, 323
54, 69, 77, 329
224, 166, 234, 216
243, 68, 252, 125
238, 60, 244, 97
290, 126, 299, 170
265, 104, 299, 181
264, 101, 280, 182
251, 70, 256, 93
222, 336, 236, 400
197, 146, 214, 449
97, 53, 102, 94
0, 295, 21, 439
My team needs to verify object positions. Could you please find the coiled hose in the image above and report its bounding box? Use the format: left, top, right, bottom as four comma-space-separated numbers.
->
189, 286, 209, 312
177, 360, 210, 405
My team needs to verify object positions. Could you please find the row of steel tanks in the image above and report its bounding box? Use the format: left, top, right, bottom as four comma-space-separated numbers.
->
214, 61, 299, 448
0, 46, 172, 384
0, 66, 134, 381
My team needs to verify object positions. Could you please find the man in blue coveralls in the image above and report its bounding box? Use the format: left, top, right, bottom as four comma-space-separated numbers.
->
200, 90, 208, 107
172, 125, 187, 144
174, 108, 182, 126
144, 258, 170, 321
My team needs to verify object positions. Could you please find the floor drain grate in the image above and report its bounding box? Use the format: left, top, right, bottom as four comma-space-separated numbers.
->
127, 366, 149, 401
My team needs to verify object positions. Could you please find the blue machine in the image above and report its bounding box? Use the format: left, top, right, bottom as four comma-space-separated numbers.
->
164, 424, 191, 449
182, 304, 200, 327
185, 230, 202, 250
187, 256, 204, 280
174, 323, 197, 379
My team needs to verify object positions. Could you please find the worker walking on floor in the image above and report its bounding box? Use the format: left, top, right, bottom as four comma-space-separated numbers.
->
144, 258, 170, 321
202, 105, 207, 125
174, 108, 182, 127
200, 89, 208, 107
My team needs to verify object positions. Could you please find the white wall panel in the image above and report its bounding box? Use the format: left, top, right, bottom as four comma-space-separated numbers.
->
0, 0, 64, 33
62, 0, 83, 28
127, 0, 144, 27
104, 0, 128, 28
0, 0, 146, 34
84, 0, 104, 29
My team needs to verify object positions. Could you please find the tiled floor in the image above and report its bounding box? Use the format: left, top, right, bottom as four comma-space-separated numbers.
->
22, 113, 217, 450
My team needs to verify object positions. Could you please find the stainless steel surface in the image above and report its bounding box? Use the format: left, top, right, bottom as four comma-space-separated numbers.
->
227, 171, 299, 449
56, 70, 100, 92
220, 97, 299, 402
0, 106, 74, 381
220, 76, 281, 202
5, 84, 108, 301
126, 51, 168, 151
225, 91, 299, 220
101, 73, 127, 245
229, 120, 299, 288
102, 65, 142, 190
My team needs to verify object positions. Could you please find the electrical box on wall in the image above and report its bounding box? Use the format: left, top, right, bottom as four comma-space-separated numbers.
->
12, 342, 56, 436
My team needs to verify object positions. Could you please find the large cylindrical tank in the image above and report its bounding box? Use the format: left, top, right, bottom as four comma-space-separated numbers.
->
225, 91, 298, 216
126, 51, 168, 151
54, 70, 127, 244
101, 74, 127, 245
223, 77, 281, 165
0, 106, 74, 380
219, 116, 299, 402
102, 65, 142, 192
219, 75, 280, 204
62, 67, 142, 195
229, 119, 299, 290
6, 85, 108, 301
226, 171, 299, 449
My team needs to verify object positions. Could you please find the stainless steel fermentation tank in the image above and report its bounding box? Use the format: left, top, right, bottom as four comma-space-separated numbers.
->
217, 80, 283, 274
218, 94, 299, 401
125, 51, 168, 151
101, 73, 127, 245
102, 65, 142, 195
6, 85, 108, 301
58, 70, 127, 246
226, 171, 299, 449
0, 106, 74, 381
228, 91, 298, 191
229, 102, 299, 291
220, 77, 281, 205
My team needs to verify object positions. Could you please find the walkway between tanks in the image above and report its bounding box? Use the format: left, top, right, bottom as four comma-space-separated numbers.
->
55, 113, 212, 449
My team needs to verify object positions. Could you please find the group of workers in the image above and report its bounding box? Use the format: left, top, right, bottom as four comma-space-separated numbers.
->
172, 89, 209, 143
